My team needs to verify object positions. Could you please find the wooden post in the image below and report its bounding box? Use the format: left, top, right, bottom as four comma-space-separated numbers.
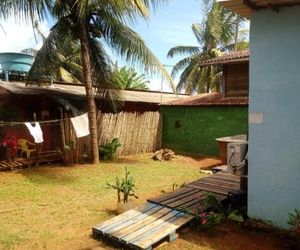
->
59, 108, 67, 165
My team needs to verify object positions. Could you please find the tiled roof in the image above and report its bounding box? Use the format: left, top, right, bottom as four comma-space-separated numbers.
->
199, 50, 249, 67
161, 93, 248, 107
218, 0, 300, 19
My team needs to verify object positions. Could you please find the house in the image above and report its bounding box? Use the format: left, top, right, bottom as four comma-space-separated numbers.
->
199, 50, 249, 97
161, 50, 249, 157
0, 80, 186, 160
218, 0, 300, 229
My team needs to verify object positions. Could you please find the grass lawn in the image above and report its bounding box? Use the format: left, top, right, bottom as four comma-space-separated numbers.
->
0, 154, 294, 250
0, 154, 215, 250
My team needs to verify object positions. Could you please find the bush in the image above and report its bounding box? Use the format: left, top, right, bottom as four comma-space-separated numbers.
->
99, 138, 121, 160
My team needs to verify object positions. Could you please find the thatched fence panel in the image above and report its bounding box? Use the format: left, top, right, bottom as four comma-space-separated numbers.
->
97, 111, 162, 156
64, 111, 162, 163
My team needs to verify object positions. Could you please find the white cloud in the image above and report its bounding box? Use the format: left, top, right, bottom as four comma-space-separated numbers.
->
0, 19, 50, 53
148, 77, 179, 92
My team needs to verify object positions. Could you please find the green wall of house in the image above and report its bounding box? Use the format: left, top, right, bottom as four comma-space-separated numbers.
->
161, 106, 248, 156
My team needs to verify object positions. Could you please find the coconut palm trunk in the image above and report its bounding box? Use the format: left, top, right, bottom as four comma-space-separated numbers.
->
78, 18, 99, 164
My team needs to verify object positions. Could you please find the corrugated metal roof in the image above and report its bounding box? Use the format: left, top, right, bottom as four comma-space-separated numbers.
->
0, 81, 187, 104
161, 93, 248, 107
199, 50, 249, 67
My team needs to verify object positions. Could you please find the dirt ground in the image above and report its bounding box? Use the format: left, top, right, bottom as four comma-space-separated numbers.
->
0, 154, 299, 250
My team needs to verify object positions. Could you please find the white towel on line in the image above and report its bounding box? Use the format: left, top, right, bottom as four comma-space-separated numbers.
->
70, 113, 90, 138
25, 122, 44, 143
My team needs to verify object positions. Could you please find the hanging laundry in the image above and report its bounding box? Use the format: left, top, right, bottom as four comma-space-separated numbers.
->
25, 122, 44, 143
70, 113, 90, 138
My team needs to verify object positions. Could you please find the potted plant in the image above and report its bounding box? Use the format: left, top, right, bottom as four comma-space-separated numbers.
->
287, 209, 300, 234
107, 167, 138, 214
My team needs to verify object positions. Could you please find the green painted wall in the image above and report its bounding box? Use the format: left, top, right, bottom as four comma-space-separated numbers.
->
161, 106, 248, 156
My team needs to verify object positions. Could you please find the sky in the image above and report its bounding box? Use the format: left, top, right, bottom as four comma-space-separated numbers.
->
0, 0, 205, 91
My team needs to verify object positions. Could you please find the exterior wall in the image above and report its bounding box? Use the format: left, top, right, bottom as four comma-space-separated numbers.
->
224, 62, 249, 97
161, 106, 248, 156
249, 7, 300, 229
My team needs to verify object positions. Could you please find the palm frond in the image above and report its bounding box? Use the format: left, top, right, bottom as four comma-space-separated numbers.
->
167, 45, 200, 58
92, 14, 175, 92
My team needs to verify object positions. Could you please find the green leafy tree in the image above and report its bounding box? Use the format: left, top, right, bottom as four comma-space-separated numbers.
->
1, 0, 174, 164
168, 0, 248, 94
113, 64, 150, 90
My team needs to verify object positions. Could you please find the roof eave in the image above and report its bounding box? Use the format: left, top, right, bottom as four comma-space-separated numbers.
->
199, 58, 249, 67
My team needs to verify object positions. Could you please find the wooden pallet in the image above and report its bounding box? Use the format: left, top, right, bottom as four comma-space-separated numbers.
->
0, 160, 25, 171
93, 202, 193, 250
0, 151, 62, 171
93, 173, 246, 249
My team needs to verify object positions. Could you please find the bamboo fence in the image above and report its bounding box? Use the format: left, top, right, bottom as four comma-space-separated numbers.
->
64, 111, 162, 163
97, 111, 162, 156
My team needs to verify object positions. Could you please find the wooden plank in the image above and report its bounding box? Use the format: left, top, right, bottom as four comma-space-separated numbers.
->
93, 203, 156, 232
157, 189, 200, 206
104, 205, 164, 234
131, 213, 193, 249
185, 183, 231, 196
197, 178, 240, 188
112, 207, 172, 239
185, 194, 228, 214
164, 191, 205, 209
122, 210, 180, 243
147, 187, 193, 204
194, 179, 241, 190
214, 173, 242, 182
187, 182, 238, 194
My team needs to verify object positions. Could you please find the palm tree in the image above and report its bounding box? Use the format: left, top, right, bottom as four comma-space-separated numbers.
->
113, 65, 149, 90
1, 0, 174, 164
168, 0, 246, 94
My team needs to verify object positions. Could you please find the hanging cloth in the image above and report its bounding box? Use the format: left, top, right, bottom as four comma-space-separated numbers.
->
70, 113, 90, 138
25, 122, 44, 143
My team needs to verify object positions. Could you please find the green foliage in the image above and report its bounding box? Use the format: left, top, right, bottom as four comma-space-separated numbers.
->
227, 210, 244, 223
200, 192, 225, 214
197, 192, 245, 229
99, 138, 121, 161
287, 209, 300, 231
167, 0, 249, 94
106, 167, 138, 203
113, 64, 150, 90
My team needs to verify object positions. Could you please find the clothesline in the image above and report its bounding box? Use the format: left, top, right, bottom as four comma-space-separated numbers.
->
0, 118, 64, 126
0, 113, 90, 139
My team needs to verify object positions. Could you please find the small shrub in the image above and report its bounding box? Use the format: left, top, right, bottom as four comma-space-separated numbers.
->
99, 138, 121, 160
106, 167, 138, 203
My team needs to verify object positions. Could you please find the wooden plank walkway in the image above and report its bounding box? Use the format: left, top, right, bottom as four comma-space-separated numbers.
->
93, 173, 245, 249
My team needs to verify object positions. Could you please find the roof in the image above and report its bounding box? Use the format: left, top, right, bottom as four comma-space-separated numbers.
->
161, 93, 248, 107
199, 50, 249, 67
218, 0, 300, 18
0, 81, 187, 104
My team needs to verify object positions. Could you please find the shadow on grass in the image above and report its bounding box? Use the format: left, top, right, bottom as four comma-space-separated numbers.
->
18, 166, 78, 185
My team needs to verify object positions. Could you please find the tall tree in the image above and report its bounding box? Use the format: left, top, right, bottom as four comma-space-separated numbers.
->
1, 0, 174, 164
113, 65, 150, 90
167, 0, 247, 94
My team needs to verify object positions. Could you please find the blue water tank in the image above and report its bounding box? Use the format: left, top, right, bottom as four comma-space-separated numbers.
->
0, 52, 34, 81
